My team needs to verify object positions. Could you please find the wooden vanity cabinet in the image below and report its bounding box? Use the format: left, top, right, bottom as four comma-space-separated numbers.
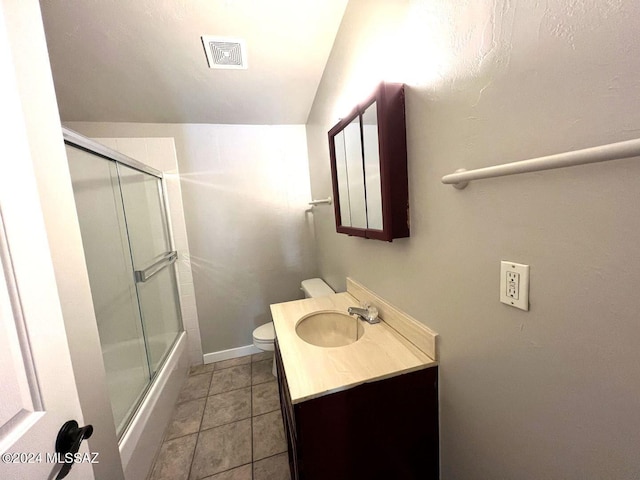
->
274, 340, 439, 480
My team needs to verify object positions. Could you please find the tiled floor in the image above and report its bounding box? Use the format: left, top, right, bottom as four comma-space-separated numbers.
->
148, 352, 291, 480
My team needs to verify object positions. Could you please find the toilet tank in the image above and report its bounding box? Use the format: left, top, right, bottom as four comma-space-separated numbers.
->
301, 278, 335, 298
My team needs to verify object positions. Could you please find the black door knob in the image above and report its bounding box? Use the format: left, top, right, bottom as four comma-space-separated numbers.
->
54, 420, 94, 480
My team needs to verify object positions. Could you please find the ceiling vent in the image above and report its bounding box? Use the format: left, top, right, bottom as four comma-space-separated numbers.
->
201, 36, 248, 70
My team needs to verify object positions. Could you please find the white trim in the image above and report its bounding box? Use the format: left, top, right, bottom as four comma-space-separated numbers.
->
203, 344, 262, 365
119, 332, 188, 479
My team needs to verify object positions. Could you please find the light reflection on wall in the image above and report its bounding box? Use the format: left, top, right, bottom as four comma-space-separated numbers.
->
331, 0, 509, 120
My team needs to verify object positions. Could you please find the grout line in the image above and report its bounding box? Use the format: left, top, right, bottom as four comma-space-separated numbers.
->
197, 415, 252, 435
197, 395, 207, 435
163, 431, 199, 442
185, 369, 215, 480
252, 409, 281, 420
251, 379, 276, 387
198, 461, 253, 479
208, 382, 252, 398
176, 394, 207, 405
252, 406, 280, 417
254, 450, 289, 463
186, 430, 198, 480
210, 356, 252, 367
153, 355, 283, 480
176, 371, 214, 405
188, 363, 215, 375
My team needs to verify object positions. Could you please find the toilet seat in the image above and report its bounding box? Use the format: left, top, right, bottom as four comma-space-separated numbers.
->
253, 321, 275, 351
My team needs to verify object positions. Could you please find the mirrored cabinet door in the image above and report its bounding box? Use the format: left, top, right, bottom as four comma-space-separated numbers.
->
344, 117, 367, 228
361, 102, 383, 230
333, 130, 352, 226
328, 82, 409, 242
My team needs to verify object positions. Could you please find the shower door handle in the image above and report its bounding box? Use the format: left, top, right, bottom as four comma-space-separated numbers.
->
54, 420, 94, 479
134, 251, 178, 283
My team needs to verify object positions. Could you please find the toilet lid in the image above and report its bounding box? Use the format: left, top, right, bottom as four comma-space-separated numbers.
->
253, 322, 275, 342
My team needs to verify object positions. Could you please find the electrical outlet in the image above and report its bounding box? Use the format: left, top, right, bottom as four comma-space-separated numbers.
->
506, 271, 519, 299
500, 261, 529, 311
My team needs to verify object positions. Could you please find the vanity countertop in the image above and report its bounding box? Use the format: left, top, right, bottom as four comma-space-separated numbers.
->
270, 281, 437, 404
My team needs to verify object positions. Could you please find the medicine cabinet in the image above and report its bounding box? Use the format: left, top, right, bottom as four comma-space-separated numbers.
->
328, 82, 409, 241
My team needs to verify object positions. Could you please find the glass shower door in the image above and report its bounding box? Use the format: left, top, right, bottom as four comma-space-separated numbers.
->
66, 135, 184, 438
66, 146, 151, 436
117, 164, 183, 375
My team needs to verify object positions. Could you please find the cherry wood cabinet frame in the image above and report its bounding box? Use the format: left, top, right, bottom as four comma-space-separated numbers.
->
275, 339, 439, 479
328, 82, 409, 242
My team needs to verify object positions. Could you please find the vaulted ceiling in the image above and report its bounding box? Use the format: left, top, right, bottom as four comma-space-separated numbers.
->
40, 0, 348, 124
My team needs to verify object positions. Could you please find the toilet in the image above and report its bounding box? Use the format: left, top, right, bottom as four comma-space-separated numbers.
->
253, 278, 335, 376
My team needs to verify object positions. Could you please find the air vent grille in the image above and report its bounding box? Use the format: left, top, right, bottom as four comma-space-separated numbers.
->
201, 36, 247, 70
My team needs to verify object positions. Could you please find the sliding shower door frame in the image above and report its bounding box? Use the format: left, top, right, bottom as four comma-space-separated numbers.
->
63, 127, 184, 438
63, 128, 163, 178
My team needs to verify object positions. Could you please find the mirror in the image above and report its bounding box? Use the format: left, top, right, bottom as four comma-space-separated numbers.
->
361, 102, 382, 230
328, 82, 409, 241
344, 116, 366, 228
333, 130, 351, 226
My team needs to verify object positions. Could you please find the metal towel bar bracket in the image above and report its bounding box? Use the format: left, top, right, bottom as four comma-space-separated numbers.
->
308, 197, 332, 206
442, 138, 640, 189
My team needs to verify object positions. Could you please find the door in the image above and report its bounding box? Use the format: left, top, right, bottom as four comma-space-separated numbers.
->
116, 163, 183, 374
0, 2, 93, 479
66, 147, 152, 438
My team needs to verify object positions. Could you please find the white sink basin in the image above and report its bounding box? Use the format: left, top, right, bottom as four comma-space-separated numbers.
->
295, 310, 364, 348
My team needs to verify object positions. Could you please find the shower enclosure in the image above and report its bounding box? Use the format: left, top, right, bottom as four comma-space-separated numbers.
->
63, 130, 183, 437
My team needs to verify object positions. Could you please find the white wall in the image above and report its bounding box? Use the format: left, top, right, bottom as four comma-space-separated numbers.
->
307, 0, 640, 478
66, 122, 318, 357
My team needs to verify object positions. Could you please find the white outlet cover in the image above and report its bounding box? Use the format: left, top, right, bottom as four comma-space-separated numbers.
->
500, 261, 530, 311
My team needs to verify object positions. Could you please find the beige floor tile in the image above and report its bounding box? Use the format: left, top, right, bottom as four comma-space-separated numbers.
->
149, 434, 197, 480
252, 410, 287, 461
201, 387, 251, 430
209, 364, 251, 395
253, 453, 291, 480
189, 419, 252, 480
251, 360, 275, 385
201, 464, 252, 480
252, 381, 280, 416
178, 372, 213, 403
252, 351, 273, 363
190, 363, 215, 376
166, 398, 206, 440
152, 361, 291, 480
214, 356, 251, 371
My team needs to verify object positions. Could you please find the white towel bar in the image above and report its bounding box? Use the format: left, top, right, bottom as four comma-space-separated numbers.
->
441, 138, 640, 189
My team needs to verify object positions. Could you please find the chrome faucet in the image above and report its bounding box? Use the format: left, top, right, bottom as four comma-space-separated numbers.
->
348, 303, 380, 324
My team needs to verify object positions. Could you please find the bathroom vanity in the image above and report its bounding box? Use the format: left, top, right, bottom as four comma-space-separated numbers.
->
270, 279, 439, 479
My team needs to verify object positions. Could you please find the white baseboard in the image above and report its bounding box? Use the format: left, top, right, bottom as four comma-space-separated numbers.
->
203, 344, 262, 364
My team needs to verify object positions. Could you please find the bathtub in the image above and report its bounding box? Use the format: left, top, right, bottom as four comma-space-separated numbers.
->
117, 331, 189, 479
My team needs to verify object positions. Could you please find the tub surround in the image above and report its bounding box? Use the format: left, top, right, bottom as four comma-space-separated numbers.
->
270, 277, 437, 404
119, 333, 189, 480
